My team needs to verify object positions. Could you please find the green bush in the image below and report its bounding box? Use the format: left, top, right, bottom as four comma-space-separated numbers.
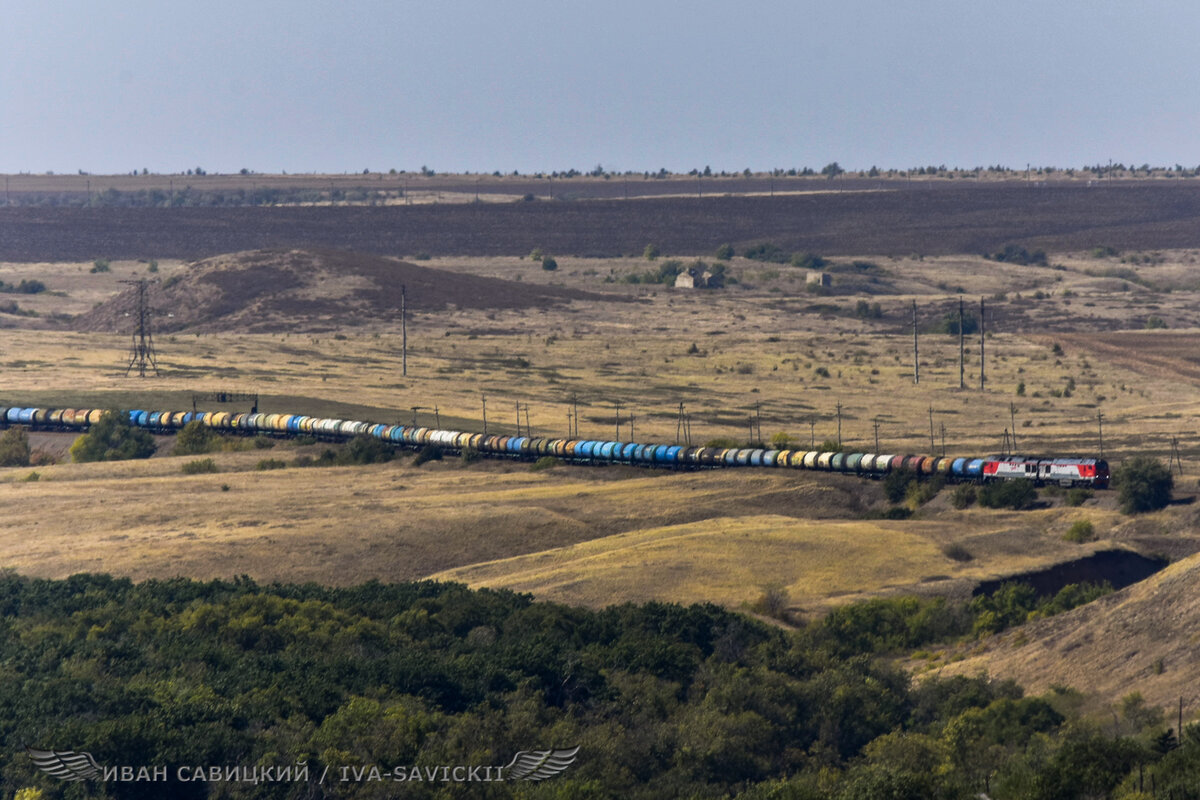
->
70, 410, 156, 462
951, 484, 976, 509
255, 458, 287, 471
182, 458, 218, 474
413, 445, 443, 466
790, 252, 828, 269
713, 243, 734, 260
906, 476, 944, 508
1063, 519, 1095, 543
0, 428, 31, 467
643, 243, 660, 260
884, 469, 918, 503
1065, 488, 1093, 507
978, 479, 1037, 510
530, 456, 560, 471
541, 256, 558, 271
174, 420, 215, 456
743, 242, 788, 263
90, 258, 111, 273
1114, 456, 1173, 514
941, 542, 973, 562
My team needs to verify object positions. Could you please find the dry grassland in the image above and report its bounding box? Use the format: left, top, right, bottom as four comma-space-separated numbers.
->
2, 249, 1200, 622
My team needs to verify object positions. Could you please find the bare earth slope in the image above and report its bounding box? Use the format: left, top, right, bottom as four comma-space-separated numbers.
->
70, 248, 616, 333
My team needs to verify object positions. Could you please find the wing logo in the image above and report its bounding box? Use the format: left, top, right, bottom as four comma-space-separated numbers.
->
26, 746, 103, 782
503, 746, 580, 781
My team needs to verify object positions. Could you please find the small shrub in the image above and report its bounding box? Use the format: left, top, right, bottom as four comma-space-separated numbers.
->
752, 583, 791, 620
90, 258, 111, 273
182, 458, 218, 474
252, 435, 275, 449
814, 366, 830, 378
255, 458, 287, 471
884, 469, 918, 503
906, 476, 944, 508
413, 445, 444, 466
0, 428, 31, 467
743, 242, 788, 263
460, 448, 481, 464
174, 420, 215, 455
530, 456, 560, 471
978, 479, 1037, 510
21, 471, 40, 482
1114, 456, 1173, 514
220, 484, 231, 491
529, 248, 544, 261
541, 256, 558, 271
951, 484, 976, 509
941, 542, 974, 562
1145, 315, 1167, 329
1065, 488, 1093, 507
1063, 519, 1095, 543
713, 243, 734, 260
643, 243, 660, 260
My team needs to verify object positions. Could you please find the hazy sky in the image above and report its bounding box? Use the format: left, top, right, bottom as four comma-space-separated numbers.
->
3, 1, 1198, 175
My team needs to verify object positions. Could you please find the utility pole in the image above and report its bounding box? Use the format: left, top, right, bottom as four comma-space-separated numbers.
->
524, 404, 531, 437
873, 417, 880, 453
482, 394, 488, 435
929, 406, 935, 452
836, 402, 843, 449
912, 299, 919, 384
1010, 403, 1018, 451
615, 402, 622, 440
979, 297, 986, 390
1171, 436, 1184, 475
1098, 412, 1104, 458
677, 401, 686, 444
572, 394, 579, 437
959, 297, 965, 389
810, 419, 816, 448
940, 422, 946, 456
628, 414, 634, 441
401, 285, 408, 377
121, 279, 159, 377
516, 402, 522, 437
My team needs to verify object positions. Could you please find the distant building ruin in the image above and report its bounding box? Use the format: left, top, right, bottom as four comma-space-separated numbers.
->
674, 265, 724, 289
807, 271, 831, 287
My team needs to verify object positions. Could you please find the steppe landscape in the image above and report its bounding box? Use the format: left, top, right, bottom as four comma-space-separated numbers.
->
5, 177, 1200, 713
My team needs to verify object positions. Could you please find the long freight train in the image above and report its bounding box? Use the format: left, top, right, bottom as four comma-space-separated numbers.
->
0, 405, 1111, 489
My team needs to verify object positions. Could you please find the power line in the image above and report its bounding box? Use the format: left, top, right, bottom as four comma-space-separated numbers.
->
121, 279, 159, 377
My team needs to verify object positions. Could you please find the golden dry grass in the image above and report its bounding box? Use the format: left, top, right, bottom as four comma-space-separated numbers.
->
3, 249, 1200, 612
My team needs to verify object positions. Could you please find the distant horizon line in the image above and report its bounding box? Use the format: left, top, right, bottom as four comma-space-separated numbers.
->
3, 161, 1200, 180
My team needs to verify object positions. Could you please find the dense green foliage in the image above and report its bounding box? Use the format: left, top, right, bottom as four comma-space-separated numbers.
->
69, 410, 156, 462
1114, 456, 1174, 514
174, 420, 217, 456
978, 478, 1038, 510
986, 244, 1048, 266
0, 574, 1163, 799
0, 427, 31, 467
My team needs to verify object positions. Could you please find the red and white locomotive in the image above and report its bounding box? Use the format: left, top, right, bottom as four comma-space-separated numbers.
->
981, 455, 1109, 488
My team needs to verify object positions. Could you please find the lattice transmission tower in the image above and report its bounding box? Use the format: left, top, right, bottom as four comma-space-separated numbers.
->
121, 279, 159, 377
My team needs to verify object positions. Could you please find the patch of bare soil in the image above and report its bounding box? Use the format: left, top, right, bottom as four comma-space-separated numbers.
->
70, 248, 621, 333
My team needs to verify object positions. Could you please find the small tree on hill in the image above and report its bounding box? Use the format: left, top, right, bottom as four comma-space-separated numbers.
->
0, 428, 31, 466
1114, 456, 1173, 514
70, 410, 156, 462
174, 420, 215, 456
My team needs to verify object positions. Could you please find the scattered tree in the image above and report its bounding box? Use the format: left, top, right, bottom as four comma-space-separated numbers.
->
70, 410, 156, 462
1113, 456, 1173, 514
